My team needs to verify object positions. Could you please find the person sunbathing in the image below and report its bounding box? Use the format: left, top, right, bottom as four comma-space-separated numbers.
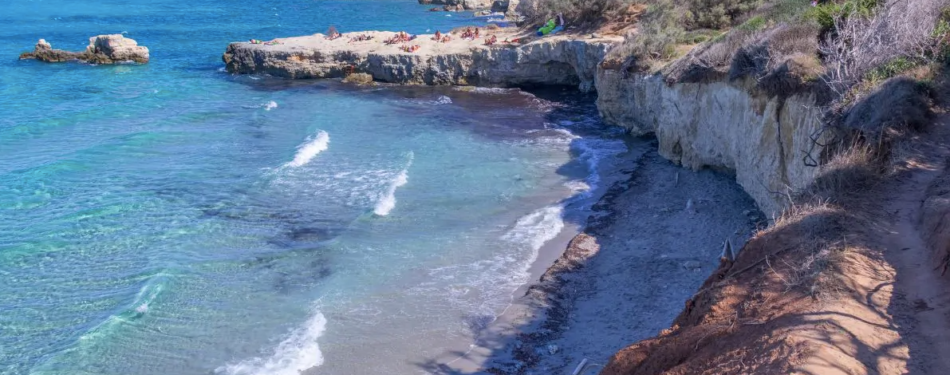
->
348, 34, 373, 43
385, 33, 401, 45
484, 35, 497, 46
250, 39, 282, 45
400, 44, 421, 53
474, 28, 480, 39
441, 35, 452, 43
433, 31, 442, 41
325, 25, 342, 40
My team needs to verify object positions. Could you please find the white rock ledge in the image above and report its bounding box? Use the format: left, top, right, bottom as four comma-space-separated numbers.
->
223, 31, 620, 92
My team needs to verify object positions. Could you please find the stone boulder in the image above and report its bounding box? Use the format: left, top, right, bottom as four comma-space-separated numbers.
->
88, 35, 150, 63
19, 35, 149, 64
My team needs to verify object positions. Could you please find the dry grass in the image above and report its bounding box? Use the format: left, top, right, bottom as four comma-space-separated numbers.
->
761, 144, 878, 297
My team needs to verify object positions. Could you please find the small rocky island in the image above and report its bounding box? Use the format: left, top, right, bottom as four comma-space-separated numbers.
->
20, 34, 149, 64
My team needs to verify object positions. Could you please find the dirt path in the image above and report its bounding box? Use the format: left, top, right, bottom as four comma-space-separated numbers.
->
797, 121, 950, 375
879, 124, 950, 374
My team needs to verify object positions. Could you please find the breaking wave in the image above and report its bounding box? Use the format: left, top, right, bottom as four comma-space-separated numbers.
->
373, 152, 413, 216
285, 131, 330, 168
215, 311, 328, 375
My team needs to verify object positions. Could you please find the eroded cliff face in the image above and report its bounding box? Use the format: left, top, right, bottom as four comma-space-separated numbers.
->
223, 32, 617, 92
596, 69, 825, 216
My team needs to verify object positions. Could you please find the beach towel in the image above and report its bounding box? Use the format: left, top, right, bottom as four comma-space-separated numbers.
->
537, 19, 556, 36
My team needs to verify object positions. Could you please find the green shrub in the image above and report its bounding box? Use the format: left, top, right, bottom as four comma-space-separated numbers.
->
736, 15, 768, 31
675, 29, 723, 44
766, 0, 813, 22
804, 0, 879, 32
688, 0, 763, 29
517, 0, 636, 24
932, 8, 950, 62
605, 0, 687, 70
864, 57, 918, 83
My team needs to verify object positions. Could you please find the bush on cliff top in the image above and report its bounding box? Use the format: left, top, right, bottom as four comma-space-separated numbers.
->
517, 0, 637, 25
688, 0, 763, 29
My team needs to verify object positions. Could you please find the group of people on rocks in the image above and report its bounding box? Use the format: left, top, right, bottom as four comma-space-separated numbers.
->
385, 31, 415, 45
431, 31, 452, 43
460, 27, 480, 40
399, 44, 421, 53
282, 24, 516, 54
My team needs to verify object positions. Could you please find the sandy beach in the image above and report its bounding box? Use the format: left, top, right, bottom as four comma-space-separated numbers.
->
432, 138, 764, 374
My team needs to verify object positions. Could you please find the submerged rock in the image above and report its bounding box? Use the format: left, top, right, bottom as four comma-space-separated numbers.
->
19, 35, 149, 64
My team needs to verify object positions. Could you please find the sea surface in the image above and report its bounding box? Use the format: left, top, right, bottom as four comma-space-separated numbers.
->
0, 1, 629, 374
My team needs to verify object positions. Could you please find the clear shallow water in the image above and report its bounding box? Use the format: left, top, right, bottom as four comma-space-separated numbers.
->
0, 1, 628, 374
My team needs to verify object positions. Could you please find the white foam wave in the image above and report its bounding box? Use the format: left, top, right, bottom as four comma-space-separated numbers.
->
570, 138, 627, 199
216, 311, 328, 375
132, 280, 164, 315
374, 169, 407, 216
285, 131, 330, 168
502, 205, 565, 255
264, 101, 278, 111
436, 95, 452, 104
408, 204, 566, 322
373, 153, 413, 216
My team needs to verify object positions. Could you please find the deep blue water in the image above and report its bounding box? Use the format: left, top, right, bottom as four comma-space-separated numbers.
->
0, 1, 628, 374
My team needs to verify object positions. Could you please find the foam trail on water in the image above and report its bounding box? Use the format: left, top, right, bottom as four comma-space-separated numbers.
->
373, 152, 413, 216
285, 131, 330, 168
216, 311, 328, 375
503, 205, 565, 262
264, 101, 278, 111
569, 137, 628, 200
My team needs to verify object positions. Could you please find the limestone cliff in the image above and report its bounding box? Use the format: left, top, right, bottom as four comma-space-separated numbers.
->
223, 32, 618, 92
596, 70, 825, 216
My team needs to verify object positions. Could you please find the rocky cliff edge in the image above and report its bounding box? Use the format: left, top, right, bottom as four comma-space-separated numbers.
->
223, 31, 619, 92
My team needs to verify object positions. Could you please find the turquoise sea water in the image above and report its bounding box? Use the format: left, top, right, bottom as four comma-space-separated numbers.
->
0, 1, 629, 374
